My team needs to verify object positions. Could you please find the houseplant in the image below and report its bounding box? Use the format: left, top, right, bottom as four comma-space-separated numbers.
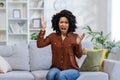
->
83, 25, 117, 57
0, 2, 4, 7
31, 32, 38, 40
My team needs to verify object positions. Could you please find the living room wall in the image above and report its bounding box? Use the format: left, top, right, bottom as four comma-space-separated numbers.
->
44, 0, 110, 41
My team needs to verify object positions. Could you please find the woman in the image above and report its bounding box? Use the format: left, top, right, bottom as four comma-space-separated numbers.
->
37, 10, 85, 80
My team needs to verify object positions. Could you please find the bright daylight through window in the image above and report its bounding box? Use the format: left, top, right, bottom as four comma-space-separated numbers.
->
111, 0, 120, 41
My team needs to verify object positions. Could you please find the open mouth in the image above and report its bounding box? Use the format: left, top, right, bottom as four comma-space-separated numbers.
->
61, 28, 67, 31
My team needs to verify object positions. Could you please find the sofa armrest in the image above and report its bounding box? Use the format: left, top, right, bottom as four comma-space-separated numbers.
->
103, 59, 120, 80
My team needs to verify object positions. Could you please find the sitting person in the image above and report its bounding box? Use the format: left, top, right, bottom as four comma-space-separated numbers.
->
37, 9, 85, 80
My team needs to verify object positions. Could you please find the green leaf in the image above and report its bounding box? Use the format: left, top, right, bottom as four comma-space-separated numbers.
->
83, 25, 118, 57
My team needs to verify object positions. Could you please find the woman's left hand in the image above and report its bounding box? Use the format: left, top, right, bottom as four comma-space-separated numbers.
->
76, 33, 85, 44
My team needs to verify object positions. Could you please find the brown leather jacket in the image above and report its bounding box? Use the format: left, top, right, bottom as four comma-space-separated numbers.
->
37, 30, 83, 70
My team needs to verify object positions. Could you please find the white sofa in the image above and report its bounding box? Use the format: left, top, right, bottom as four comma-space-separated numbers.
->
106, 41, 120, 80
0, 42, 120, 80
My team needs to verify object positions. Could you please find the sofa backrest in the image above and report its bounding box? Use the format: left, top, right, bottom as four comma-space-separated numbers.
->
0, 44, 30, 71
29, 41, 93, 71
0, 41, 93, 71
108, 41, 120, 61
29, 42, 52, 71
82, 41, 93, 49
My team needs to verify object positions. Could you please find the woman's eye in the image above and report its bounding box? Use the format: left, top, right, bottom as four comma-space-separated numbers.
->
60, 21, 68, 24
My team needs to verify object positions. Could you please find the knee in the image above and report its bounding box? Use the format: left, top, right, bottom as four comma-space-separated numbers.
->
46, 71, 55, 80
46, 68, 61, 80
55, 72, 66, 80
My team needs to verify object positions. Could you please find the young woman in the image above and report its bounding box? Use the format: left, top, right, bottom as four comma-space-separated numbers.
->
37, 10, 85, 80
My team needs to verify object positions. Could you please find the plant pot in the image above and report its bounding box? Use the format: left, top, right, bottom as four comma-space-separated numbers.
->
0, 3, 4, 7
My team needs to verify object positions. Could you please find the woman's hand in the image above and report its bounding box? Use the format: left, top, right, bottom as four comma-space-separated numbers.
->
40, 17, 46, 31
76, 33, 85, 44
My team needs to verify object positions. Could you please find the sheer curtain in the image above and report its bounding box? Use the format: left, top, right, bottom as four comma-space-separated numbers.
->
111, 0, 120, 41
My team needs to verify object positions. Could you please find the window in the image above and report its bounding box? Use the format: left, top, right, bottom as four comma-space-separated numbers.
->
111, 0, 120, 41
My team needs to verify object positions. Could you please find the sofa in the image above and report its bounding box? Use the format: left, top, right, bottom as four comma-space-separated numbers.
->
0, 41, 120, 80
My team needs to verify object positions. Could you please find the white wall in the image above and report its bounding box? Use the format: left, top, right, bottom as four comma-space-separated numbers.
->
44, 0, 110, 41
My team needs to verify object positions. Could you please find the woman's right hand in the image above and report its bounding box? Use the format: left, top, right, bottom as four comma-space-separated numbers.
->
40, 17, 46, 31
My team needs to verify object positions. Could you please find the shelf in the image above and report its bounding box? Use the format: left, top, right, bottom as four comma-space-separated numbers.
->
8, 35, 28, 45
0, 43, 6, 45
8, 18, 27, 20
29, 0, 44, 8
8, 1, 27, 4
0, 8, 6, 10
8, 33, 27, 35
29, 29, 40, 31
0, 0, 44, 45
0, 29, 6, 31
29, 40, 36, 42
29, 8, 44, 10
0, 40, 7, 42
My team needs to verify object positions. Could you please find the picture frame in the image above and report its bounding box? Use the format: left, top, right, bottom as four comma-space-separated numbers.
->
13, 9, 21, 18
32, 18, 41, 28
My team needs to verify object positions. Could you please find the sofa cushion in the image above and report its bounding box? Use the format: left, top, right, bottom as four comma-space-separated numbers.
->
0, 44, 30, 71
0, 46, 12, 57
11, 44, 30, 70
77, 72, 108, 80
31, 70, 48, 80
31, 70, 108, 80
29, 42, 52, 71
0, 71, 34, 80
0, 56, 12, 73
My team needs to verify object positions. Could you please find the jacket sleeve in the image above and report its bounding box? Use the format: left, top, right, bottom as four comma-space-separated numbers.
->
37, 30, 51, 48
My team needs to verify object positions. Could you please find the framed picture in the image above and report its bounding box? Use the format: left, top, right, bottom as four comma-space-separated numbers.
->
32, 18, 41, 28
13, 9, 21, 18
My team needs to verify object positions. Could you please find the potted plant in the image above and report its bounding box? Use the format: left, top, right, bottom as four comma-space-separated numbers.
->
83, 25, 118, 57
31, 32, 38, 40
0, 2, 4, 7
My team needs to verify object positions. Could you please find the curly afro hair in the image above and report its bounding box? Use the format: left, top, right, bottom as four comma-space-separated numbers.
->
51, 10, 77, 33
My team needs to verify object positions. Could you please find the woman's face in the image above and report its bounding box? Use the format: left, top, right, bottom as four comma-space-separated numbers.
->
58, 17, 69, 34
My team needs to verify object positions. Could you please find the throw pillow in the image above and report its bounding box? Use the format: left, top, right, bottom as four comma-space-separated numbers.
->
76, 55, 87, 68
0, 56, 12, 73
80, 48, 108, 71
